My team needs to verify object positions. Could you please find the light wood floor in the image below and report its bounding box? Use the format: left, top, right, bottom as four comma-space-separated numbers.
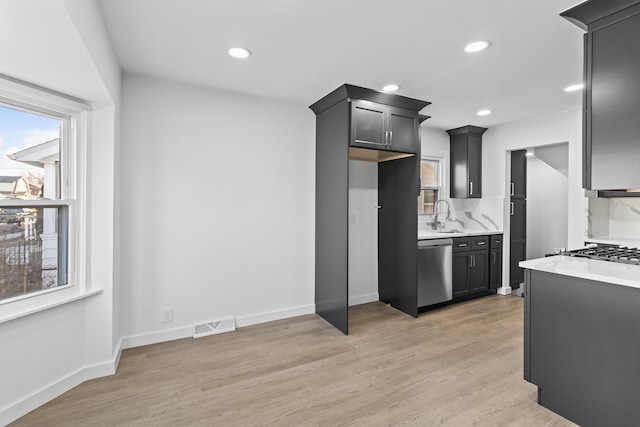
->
12, 295, 575, 426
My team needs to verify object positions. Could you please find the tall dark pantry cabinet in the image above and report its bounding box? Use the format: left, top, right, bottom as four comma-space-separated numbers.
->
310, 84, 430, 334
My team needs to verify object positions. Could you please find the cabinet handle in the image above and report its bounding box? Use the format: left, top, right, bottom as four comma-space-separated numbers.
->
477, 241, 486, 246
510, 182, 514, 196
510, 202, 514, 216
470, 181, 473, 196
493, 252, 496, 264
472, 254, 475, 267
388, 131, 392, 145
459, 243, 468, 248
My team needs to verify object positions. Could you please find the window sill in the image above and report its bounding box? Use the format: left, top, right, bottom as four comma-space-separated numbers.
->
0, 288, 103, 324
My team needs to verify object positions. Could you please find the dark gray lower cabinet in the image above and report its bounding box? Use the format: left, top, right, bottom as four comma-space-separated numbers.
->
489, 248, 502, 290
524, 269, 640, 426
509, 198, 526, 289
452, 235, 497, 299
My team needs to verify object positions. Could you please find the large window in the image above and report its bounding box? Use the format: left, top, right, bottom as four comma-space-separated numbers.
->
418, 157, 442, 215
0, 80, 85, 304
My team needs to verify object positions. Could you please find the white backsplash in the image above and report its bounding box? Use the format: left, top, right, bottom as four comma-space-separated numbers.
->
587, 197, 640, 241
418, 197, 504, 234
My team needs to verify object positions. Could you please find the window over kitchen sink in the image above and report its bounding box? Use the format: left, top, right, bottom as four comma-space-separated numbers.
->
418, 157, 442, 215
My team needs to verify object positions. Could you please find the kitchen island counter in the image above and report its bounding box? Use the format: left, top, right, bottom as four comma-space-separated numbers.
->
522, 257, 640, 426
520, 255, 640, 289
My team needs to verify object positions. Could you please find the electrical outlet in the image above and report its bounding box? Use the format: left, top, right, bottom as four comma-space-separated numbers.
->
162, 307, 173, 323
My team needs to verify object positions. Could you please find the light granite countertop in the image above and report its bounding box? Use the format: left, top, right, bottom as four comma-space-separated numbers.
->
520, 255, 640, 289
418, 230, 503, 240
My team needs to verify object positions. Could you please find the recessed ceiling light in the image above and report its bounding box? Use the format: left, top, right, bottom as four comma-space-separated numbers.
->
228, 47, 252, 59
564, 83, 584, 92
526, 151, 534, 157
477, 109, 492, 116
464, 41, 491, 53
382, 84, 400, 92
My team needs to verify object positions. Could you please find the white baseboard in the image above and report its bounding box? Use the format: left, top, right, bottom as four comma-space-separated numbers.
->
497, 286, 512, 295
121, 304, 317, 348
235, 304, 315, 328
348, 293, 379, 307
0, 353, 120, 426
121, 325, 193, 350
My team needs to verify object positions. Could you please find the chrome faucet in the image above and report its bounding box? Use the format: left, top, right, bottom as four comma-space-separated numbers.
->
432, 199, 451, 230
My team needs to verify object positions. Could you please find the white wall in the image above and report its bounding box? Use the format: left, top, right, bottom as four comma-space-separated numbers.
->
482, 106, 584, 288
348, 160, 379, 305
526, 157, 568, 258
0, 1, 120, 424
119, 73, 315, 344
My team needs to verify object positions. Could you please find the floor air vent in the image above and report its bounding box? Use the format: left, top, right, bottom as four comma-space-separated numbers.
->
193, 317, 236, 338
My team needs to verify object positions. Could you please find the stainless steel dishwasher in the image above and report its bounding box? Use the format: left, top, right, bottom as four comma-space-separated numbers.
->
417, 238, 453, 307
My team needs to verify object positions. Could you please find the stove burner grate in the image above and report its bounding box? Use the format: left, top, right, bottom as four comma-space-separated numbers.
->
559, 245, 640, 265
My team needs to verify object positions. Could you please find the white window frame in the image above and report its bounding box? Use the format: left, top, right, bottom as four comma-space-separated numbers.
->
419, 155, 444, 216
0, 76, 95, 321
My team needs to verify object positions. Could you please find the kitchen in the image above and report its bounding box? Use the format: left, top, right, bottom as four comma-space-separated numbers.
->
2, 0, 640, 425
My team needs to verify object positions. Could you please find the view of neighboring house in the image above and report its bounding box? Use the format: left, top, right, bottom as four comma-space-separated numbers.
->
0, 176, 20, 198
0, 139, 59, 297
6, 138, 58, 199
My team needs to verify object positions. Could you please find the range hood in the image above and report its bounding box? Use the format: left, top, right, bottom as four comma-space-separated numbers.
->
586, 189, 640, 198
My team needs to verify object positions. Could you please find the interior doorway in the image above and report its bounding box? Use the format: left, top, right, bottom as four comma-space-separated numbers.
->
505, 142, 569, 294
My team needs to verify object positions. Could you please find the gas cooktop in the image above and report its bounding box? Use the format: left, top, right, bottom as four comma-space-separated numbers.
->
559, 245, 640, 266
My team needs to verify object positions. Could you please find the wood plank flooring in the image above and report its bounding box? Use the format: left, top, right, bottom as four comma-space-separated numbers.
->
11, 295, 576, 426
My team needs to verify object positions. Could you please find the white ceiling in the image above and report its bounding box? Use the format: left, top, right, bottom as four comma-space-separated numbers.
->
98, 0, 586, 130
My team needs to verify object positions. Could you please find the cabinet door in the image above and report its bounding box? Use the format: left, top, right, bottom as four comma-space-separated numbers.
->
350, 100, 387, 148
589, 12, 640, 190
450, 136, 470, 198
469, 250, 488, 292
510, 198, 526, 289
489, 248, 502, 290
452, 252, 470, 298
387, 106, 419, 154
510, 150, 527, 198
510, 240, 526, 289
510, 199, 526, 241
467, 135, 482, 198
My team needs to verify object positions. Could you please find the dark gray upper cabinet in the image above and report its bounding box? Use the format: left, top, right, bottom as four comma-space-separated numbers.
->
561, 1, 640, 191
311, 84, 430, 157
510, 150, 527, 199
447, 125, 487, 198
351, 101, 420, 153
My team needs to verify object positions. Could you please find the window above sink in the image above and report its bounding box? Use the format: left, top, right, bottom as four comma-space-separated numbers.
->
418, 156, 443, 215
